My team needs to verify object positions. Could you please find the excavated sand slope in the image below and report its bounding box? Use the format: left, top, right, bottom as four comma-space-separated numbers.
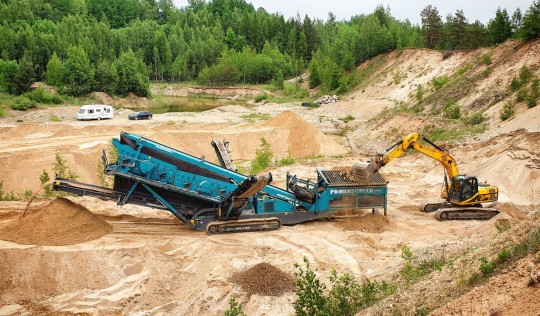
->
0, 198, 111, 246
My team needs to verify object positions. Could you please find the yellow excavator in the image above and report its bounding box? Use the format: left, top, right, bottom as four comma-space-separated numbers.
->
368, 133, 499, 220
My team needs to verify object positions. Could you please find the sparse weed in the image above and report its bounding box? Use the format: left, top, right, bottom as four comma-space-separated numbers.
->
224, 296, 246, 316
339, 114, 355, 123
430, 75, 449, 90
499, 102, 515, 121
463, 111, 485, 125
415, 85, 424, 103
49, 115, 62, 122
479, 257, 494, 276
443, 101, 460, 119
482, 54, 492, 65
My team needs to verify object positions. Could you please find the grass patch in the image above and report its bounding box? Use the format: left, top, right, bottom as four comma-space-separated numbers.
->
49, 115, 62, 122
339, 114, 355, 123
240, 112, 271, 122
422, 124, 485, 143
430, 75, 449, 90
254, 93, 268, 102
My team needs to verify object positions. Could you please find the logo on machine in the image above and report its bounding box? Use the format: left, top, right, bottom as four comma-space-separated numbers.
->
330, 188, 376, 195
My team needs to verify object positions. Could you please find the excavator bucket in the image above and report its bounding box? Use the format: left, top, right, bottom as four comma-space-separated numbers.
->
352, 162, 377, 185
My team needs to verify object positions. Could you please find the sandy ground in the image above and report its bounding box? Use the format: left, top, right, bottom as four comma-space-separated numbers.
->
1, 42, 540, 315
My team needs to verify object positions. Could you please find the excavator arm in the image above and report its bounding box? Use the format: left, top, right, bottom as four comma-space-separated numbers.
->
372, 133, 459, 195
374, 133, 459, 178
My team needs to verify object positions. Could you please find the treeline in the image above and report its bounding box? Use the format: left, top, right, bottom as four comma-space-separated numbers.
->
0, 0, 539, 100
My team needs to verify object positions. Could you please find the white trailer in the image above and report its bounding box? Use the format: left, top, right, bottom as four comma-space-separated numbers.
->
77, 104, 114, 120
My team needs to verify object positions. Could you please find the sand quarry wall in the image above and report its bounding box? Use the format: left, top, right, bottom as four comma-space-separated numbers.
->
0, 111, 347, 193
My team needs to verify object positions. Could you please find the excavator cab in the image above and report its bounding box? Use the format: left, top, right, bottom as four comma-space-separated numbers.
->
449, 176, 478, 203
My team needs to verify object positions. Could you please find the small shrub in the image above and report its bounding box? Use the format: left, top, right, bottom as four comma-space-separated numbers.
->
497, 249, 511, 263
519, 65, 532, 85
479, 257, 494, 276
430, 75, 449, 90
393, 70, 404, 84
53, 152, 78, 181
517, 89, 528, 103
457, 64, 472, 76
415, 85, 424, 103
39, 170, 53, 198
482, 54, 492, 65
224, 296, 246, 316
443, 101, 461, 119
499, 102, 515, 121
483, 67, 493, 77
0, 106, 4, 117
495, 219, 511, 233
11, 96, 36, 111
250, 138, 273, 173
527, 79, 539, 108
510, 76, 521, 92
464, 111, 485, 125
467, 272, 481, 285
0, 180, 19, 201
294, 257, 327, 316
339, 114, 355, 123
254, 93, 268, 102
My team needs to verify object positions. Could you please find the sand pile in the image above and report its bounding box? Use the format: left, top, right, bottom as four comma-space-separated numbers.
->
336, 213, 395, 233
0, 198, 112, 246
265, 111, 347, 157
231, 263, 295, 296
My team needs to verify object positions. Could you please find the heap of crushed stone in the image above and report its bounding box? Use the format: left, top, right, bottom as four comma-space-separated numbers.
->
0, 198, 112, 246
231, 263, 296, 296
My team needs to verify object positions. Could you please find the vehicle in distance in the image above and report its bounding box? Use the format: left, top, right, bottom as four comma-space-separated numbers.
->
128, 111, 153, 120
77, 104, 114, 120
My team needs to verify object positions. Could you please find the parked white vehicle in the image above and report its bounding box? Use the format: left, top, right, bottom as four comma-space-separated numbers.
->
77, 104, 114, 120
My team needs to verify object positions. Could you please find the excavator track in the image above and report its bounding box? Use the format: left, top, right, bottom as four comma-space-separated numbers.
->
206, 217, 281, 235
434, 207, 499, 220
420, 202, 452, 212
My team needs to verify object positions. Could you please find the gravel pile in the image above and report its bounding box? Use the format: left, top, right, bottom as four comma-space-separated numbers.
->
231, 263, 295, 296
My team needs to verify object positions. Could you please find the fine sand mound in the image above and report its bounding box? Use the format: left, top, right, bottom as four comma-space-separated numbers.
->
0, 198, 112, 246
265, 110, 348, 157
231, 263, 295, 296
335, 213, 395, 233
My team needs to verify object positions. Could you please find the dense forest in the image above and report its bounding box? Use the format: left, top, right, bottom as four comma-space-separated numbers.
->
0, 0, 539, 102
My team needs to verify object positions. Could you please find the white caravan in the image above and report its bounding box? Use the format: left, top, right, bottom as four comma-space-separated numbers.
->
77, 104, 114, 120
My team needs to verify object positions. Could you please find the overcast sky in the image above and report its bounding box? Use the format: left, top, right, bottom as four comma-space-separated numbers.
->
172, 0, 533, 25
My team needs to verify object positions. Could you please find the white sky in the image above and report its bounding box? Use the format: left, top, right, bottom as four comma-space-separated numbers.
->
172, 0, 533, 25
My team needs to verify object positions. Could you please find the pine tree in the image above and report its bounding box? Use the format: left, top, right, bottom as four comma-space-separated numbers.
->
420, 5, 443, 49
488, 8, 512, 44
522, 0, 540, 40
12, 55, 35, 95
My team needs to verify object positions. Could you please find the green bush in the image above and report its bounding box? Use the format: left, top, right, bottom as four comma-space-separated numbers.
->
430, 75, 449, 90
11, 96, 36, 110
519, 65, 532, 85
527, 79, 539, 108
0, 106, 4, 117
497, 249, 511, 263
500, 102, 515, 121
24, 88, 62, 104
250, 138, 273, 173
255, 93, 268, 102
479, 257, 494, 276
339, 114, 355, 123
517, 88, 528, 103
464, 111, 485, 125
482, 54, 492, 65
443, 102, 461, 119
224, 297, 246, 316
415, 85, 424, 103
294, 257, 327, 316
510, 76, 521, 92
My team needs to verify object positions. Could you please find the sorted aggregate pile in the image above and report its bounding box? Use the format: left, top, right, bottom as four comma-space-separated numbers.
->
231, 263, 296, 296
0, 198, 112, 246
